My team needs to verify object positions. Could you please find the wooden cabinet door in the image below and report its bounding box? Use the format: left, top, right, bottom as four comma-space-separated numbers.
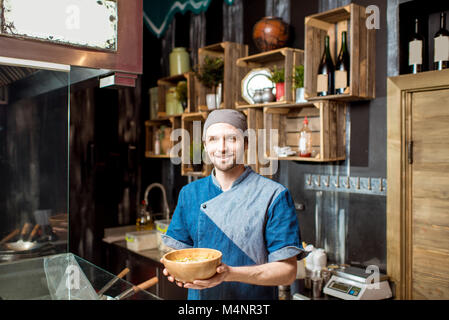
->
388, 69, 449, 299
408, 89, 449, 299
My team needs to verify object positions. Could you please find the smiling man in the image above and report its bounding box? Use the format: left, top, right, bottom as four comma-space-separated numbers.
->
161, 109, 305, 300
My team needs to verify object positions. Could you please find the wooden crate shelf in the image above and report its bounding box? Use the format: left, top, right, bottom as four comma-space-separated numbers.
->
236, 47, 305, 107
236, 100, 314, 110
157, 72, 195, 116
245, 107, 276, 178
145, 116, 182, 158
304, 3, 375, 101
180, 112, 213, 177
264, 100, 347, 162
197, 42, 248, 111
145, 154, 171, 159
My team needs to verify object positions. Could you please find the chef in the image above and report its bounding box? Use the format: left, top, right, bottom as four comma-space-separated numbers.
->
161, 109, 305, 300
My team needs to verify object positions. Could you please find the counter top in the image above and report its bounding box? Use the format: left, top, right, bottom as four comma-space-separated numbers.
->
110, 239, 165, 265
102, 225, 189, 300
102, 225, 167, 265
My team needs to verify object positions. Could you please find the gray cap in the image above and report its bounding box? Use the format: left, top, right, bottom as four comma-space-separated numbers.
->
202, 109, 247, 140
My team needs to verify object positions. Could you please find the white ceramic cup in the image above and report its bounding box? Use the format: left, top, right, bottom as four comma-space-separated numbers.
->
206, 93, 217, 110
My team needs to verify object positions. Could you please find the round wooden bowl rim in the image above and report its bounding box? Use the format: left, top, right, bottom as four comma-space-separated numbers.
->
162, 248, 222, 265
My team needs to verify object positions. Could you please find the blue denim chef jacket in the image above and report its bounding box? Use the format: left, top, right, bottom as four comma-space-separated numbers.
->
162, 166, 304, 300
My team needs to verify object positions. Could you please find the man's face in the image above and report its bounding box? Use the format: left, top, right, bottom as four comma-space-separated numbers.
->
204, 123, 246, 172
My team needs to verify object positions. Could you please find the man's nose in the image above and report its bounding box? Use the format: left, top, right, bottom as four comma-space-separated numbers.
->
219, 137, 227, 152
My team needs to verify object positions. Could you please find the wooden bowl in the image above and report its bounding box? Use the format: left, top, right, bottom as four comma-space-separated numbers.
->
162, 248, 222, 283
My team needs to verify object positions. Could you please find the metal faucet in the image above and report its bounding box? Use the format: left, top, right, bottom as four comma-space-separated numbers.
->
144, 183, 170, 220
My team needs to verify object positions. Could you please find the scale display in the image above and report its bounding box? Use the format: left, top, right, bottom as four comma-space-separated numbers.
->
328, 281, 361, 296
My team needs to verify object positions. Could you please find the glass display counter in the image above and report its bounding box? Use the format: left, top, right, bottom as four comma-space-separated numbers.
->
0, 253, 160, 300
0, 61, 161, 300
0, 62, 70, 261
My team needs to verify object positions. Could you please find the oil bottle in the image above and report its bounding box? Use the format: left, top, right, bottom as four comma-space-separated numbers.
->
136, 200, 152, 231
298, 116, 312, 157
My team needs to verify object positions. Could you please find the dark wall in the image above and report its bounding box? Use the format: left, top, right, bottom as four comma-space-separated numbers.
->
243, 0, 266, 55
69, 82, 97, 262
399, 0, 449, 74
140, 19, 188, 215
69, 76, 143, 266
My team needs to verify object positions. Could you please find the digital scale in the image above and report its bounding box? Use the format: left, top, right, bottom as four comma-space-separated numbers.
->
323, 266, 393, 300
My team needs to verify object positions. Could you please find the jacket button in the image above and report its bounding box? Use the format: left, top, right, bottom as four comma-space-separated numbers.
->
202, 204, 207, 209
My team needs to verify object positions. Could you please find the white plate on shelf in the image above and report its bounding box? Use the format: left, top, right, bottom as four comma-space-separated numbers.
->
241, 68, 274, 104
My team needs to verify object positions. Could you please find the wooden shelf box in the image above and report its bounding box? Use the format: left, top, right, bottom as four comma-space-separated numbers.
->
236, 48, 305, 107
197, 42, 248, 111
180, 112, 213, 176
245, 107, 277, 178
304, 3, 376, 101
157, 72, 196, 117
263, 100, 347, 162
145, 116, 181, 158
236, 100, 314, 110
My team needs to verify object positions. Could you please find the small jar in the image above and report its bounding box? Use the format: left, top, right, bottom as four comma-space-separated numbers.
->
154, 131, 161, 155
262, 87, 275, 103
252, 89, 264, 104
166, 87, 182, 115
169, 47, 191, 76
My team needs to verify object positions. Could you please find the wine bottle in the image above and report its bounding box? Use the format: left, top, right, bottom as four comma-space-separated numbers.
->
409, 18, 425, 74
434, 12, 449, 70
335, 31, 350, 94
317, 36, 335, 96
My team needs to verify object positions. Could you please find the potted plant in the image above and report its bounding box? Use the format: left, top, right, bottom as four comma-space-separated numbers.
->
195, 56, 224, 110
190, 141, 204, 172
268, 66, 285, 101
293, 65, 306, 103
175, 81, 188, 110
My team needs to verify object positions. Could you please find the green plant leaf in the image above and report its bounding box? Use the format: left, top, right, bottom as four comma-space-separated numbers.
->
292, 65, 304, 89
175, 81, 188, 103
194, 56, 224, 89
267, 66, 285, 83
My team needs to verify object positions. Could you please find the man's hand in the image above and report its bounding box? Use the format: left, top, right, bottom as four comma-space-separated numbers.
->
160, 258, 230, 290
184, 264, 230, 289
161, 258, 184, 288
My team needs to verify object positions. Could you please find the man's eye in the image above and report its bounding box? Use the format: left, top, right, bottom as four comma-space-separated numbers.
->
226, 136, 236, 142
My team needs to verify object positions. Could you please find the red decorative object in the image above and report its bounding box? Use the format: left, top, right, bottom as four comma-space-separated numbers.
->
252, 16, 289, 52
275, 82, 285, 101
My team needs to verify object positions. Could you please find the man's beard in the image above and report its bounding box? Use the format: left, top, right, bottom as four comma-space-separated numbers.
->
214, 160, 238, 172
210, 152, 245, 172
211, 153, 236, 172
